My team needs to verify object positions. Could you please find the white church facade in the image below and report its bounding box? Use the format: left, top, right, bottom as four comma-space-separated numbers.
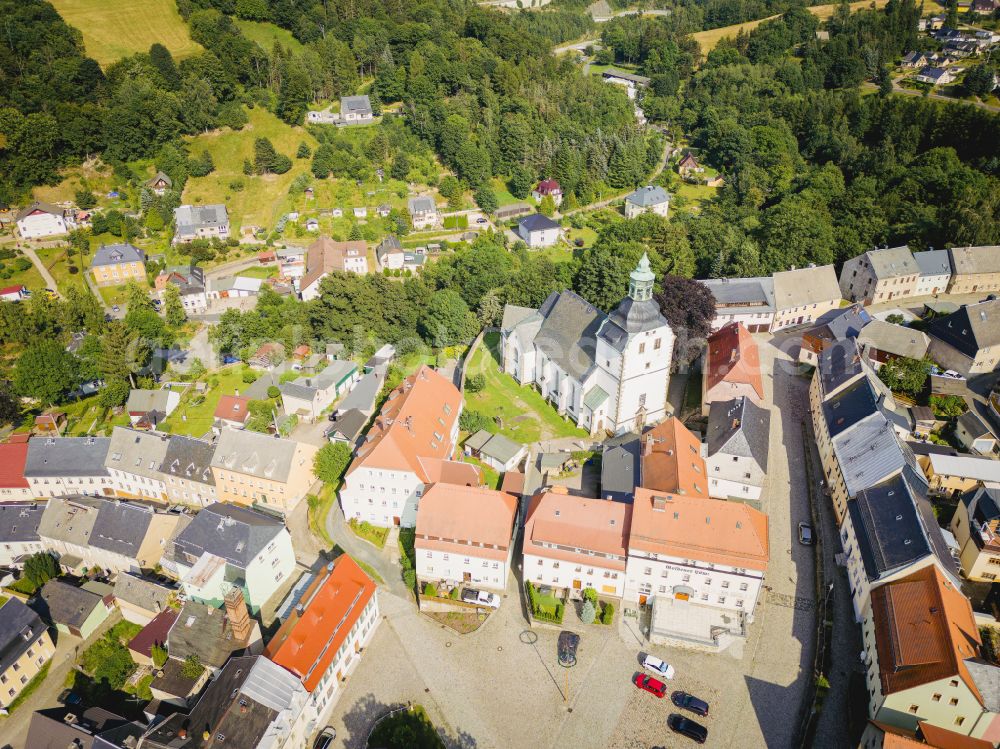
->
500, 254, 674, 436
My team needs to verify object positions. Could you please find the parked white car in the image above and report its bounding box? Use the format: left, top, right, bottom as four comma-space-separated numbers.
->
477, 591, 501, 608
642, 654, 675, 679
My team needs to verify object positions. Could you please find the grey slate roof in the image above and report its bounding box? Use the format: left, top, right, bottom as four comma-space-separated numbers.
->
470, 431, 524, 465
913, 249, 952, 277
171, 502, 285, 569
601, 434, 640, 499
816, 338, 865, 398
281, 360, 358, 401
90, 500, 156, 559
210, 428, 299, 482
336, 370, 382, 415
35, 579, 105, 628
605, 295, 667, 336
519, 213, 561, 233
341, 94, 372, 116
0, 502, 44, 544
158, 434, 216, 487
534, 290, 607, 380
772, 265, 840, 310
113, 572, 174, 614
91, 243, 144, 268
857, 320, 930, 361
501, 304, 537, 332
125, 389, 172, 416
824, 305, 871, 341
848, 473, 932, 581
626, 185, 670, 207
326, 408, 370, 443
927, 300, 1000, 359
950, 246, 1000, 276
24, 436, 111, 478
823, 377, 883, 439
964, 660, 1000, 713
701, 277, 775, 314
865, 246, 919, 280
407, 196, 436, 215
37, 495, 103, 547
106, 427, 172, 480
165, 601, 253, 670
25, 706, 135, 749
0, 598, 45, 675
706, 397, 771, 470
174, 204, 228, 238
958, 409, 992, 439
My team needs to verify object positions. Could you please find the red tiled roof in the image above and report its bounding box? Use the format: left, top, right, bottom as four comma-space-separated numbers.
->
213, 395, 249, 423
639, 417, 708, 498
706, 323, 764, 400
301, 237, 367, 291
918, 722, 994, 749
0, 285, 26, 295
524, 490, 631, 569
264, 554, 376, 692
128, 609, 178, 658
415, 483, 518, 562
535, 179, 561, 194
0, 442, 29, 488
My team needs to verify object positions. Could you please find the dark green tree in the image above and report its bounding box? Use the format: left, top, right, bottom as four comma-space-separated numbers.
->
14, 340, 78, 404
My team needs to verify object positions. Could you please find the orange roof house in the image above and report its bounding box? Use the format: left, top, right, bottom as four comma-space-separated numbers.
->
33, 412, 65, 435
213, 395, 250, 427
524, 489, 631, 571
703, 322, 765, 414
265, 554, 377, 693
639, 417, 708, 498
629, 487, 769, 572
415, 483, 518, 562
0, 440, 30, 493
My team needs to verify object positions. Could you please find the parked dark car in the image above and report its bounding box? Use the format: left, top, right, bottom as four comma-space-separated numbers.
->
668, 714, 708, 744
672, 691, 709, 716
313, 728, 336, 749
58, 690, 82, 705
557, 631, 580, 667
460, 587, 480, 604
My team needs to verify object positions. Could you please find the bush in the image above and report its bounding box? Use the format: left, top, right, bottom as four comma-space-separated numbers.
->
582, 587, 598, 606
181, 654, 204, 680
403, 569, 416, 590
229, 178, 245, 192
151, 643, 168, 668
601, 601, 615, 625
580, 599, 596, 624
424, 582, 438, 597
241, 369, 258, 384
465, 373, 486, 393
449, 586, 461, 600
459, 409, 494, 433
555, 603, 564, 620
267, 385, 280, 399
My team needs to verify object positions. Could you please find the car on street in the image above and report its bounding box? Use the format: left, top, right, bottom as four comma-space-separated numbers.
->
671, 691, 710, 716
798, 522, 813, 545
633, 673, 667, 698
313, 728, 337, 749
558, 631, 580, 667
642, 654, 675, 679
668, 713, 708, 743
111, 305, 120, 313
476, 217, 488, 224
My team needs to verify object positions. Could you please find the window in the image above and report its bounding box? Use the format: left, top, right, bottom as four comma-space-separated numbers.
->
908, 705, 919, 714
932, 694, 942, 702
949, 698, 959, 706
654, 338, 661, 350
426, 552, 432, 558
950, 680, 959, 688
955, 717, 965, 727
639, 342, 646, 354
644, 567, 652, 576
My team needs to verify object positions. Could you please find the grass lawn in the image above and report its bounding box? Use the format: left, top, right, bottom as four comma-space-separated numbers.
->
536, 590, 561, 616
673, 180, 720, 204
62, 395, 120, 437
160, 365, 250, 438
49, 0, 201, 67
443, 215, 469, 230
490, 179, 523, 207
237, 265, 278, 279
348, 518, 389, 549
0, 251, 46, 292
34, 246, 90, 295
463, 456, 500, 490
463, 333, 588, 444
308, 484, 337, 546
564, 226, 598, 248
235, 20, 305, 54
31, 160, 122, 206
97, 284, 133, 307
683, 371, 703, 413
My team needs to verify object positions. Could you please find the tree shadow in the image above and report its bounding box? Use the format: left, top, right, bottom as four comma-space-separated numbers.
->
339, 692, 478, 749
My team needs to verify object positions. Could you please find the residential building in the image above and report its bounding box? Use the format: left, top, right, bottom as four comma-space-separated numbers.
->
703, 322, 765, 414
266, 555, 379, 727
532, 179, 563, 206
114, 572, 177, 624
839, 246, 921, 305
127, 608, 179, 666
209, 274, 263, 299
89, 242, 146, 287
841, 472, 957, 620
602, 69, 651, 98
462, 430, 527, 472
165, 592, 262, 674
927, 300, 1000, 377
407, 196, 439, 230
516, 213, 561, 247
125, 388, 180, 430
523, 488, 631, 599
501, 255, 674, 436
920, 453, 1000, 495
15, 201, 75, 239
415, 483, 518, 592
141, 655, 309, 749
105, 427, 172, 500
162, 502, 295, 611
956, 410, 997, 456
26, 706, 145, 748
601, 435, 641, 503
624, 185, 670, 219
341, 94, 374, 123
340, 366, 474, 527
33, 412, 64, 436
705, 397, 770, 501
625, 488, 769, 650
0, 502, 45, 567
948, 246, 1000, 294
700, 276, 776, 332
300, 237, 369, 301
638, 416, 708, 498
914, 66, 957, 85
211, 429, 318, 513
280, 360, 359, 423
771, 264, 842, 330
951, 486, 1000, 583
173, 204, 230, 243
23, 436, 112, 498
857, 320, 931, 370
901, 50, 931, 68
913, 249, 953, 297
35, 494, 101, 572
0, 439, 32, 501
862, 566, 1000, 740
158, 434, 218, 506
0, 284, 29, 302
155, 264, 207, 313
326, 408, 370, 448
0, 598, 54, 709
376, 235, 405, 271
147, 170, 172, 195
214, 394, 250, 432
34, 579, 112, 639
799, 305, 871, 366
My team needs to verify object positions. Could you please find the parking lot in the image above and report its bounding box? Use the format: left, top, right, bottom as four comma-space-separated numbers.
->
325, 333, 820, 748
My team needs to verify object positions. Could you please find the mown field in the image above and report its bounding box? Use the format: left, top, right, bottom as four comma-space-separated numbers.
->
50, 0, 201, 67
236, 20, 305, 54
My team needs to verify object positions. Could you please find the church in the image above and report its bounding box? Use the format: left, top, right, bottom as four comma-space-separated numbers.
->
500, 254, 674, 436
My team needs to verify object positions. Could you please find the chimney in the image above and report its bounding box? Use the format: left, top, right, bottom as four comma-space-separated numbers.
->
224, 588, 253, 642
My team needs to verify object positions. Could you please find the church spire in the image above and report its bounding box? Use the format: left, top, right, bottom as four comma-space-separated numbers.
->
628, 252, 655, 302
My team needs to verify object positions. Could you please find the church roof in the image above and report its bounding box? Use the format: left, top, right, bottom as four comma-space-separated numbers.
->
534, 291, 607, 380
606, 297, 668, 335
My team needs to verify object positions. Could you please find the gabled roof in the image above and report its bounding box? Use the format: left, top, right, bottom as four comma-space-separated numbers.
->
705, 396, 770, 470
958, 409, 992, 439
0, 598, 45, 675
125, 389, 172, 415
629, 487, 769, 571
341, 94, 372, 114
913, 249, 953, 277
24, 436, 111, 478
15, 201, 65, 222
91, 243, 144, 268
519, 213, 561, 233
301, 237, 368, 290
407, 196, 436, 214
326, 408, 369, 443
701, 276, 775, 314
857, 320, 930, 361
466, 430, 524, 465
114, 572, 175, 614
927, 300, 1000, 359
0, 502, 44, 544
349, 366, 462, 481
174, 204, 228, 234
165, 601, 254, 670
265, 555, 376, 692
871, 566, 981, 700
35, 579, 106, 628
524, 490, 630, 566
533, 290, 608, 380
640, 417, 708, 498
950, 246, 1000, 276
158, 434, 216, 487
0, 441, 29, 489
171, 502, 285, 569
601, 434, 640, 498
90, 499, 160, 560
816, 337, 865, 399
37, 495, 103, 547
928, 453, 1000, 483
376, 234, 403, 260
128, 609, 178, 658
823, 376, 883, 439
535, 179, 561, 194
772, 264, 840, 310
210, 428, 302, 483
147, 170, 173, 188
705, 322, 764, 400
214, 394, 250, 423
625, 185, 670, 207
831, 414, 923, 498
106, 427, 172, 480
414, 483, 518, 561
865, 246, 920, 280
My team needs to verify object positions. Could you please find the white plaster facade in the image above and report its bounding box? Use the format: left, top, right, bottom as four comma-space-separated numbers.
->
706, 453, 764, 501
417, 548, 509, 591
623, 551, 764, 616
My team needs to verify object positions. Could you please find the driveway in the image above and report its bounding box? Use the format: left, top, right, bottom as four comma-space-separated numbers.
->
19, 245, 62, 299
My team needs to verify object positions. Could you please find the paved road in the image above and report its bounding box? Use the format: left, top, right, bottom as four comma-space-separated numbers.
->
862, 80, 1000, 112
19, 245, 62, 299
325, 500, 411, 599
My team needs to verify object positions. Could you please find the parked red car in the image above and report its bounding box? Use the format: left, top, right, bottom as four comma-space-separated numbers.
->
633, 673, 667, 698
